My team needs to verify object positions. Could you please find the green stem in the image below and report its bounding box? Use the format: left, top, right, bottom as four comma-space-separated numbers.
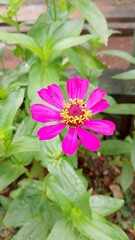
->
45, 0, 48, 6
23, 167, 33, 181
56, 152, 64, 160
15, 14, 20, 32
52, 0, 57, 21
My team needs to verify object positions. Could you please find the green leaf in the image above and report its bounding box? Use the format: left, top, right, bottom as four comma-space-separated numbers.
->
0, 142, 6, 158
0, 195, 12, 211
0, 16, 19, 29
0, 160, 25, 191
41, 136, 62, 167
74, 217, 116, 240
0, 64, 28, 89
64, 47, 105, 77
0, 88, 24, 131
91, 212, 129, 240
53, 34, 95, 50
100, 140, 131, 155
98, 50, 135, 64
74, 0, 109, 44
28, 13, 50, 47
7, 136, 40, 156
130, 133, 135, 170
12, 214, 50, 240
4, 182, 47, 227
47, 218, 89, 240
47, 218, 78, 240
120, 161, 134, 192
47, 160, 91, 220
105, 103, 135, 115
28, 62, 59, 100
0, 30, 43, 59
90, 195, 124, 216
53, 19, 84, 42
112, 69, 135, 80
0, 88, 8, 98
7, 0, 26, 18
12, 116, 37, 142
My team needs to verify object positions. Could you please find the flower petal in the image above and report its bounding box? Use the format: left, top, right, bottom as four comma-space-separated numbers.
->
67, 76, 89, 99
37, 123, 66, 140
38, 84, 65, 109
30, 104, 61, 123
86, 88, 106, 109
62, 128, 78, 155
90, 99, 110, 115
83, 119, 116, 136
77, 126, 100, 151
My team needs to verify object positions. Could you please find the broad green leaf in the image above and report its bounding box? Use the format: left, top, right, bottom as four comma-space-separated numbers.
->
90, 195, 124, 216
0, 195, 11, 211
13, 152, 34, 166
112, 69, 135, 80
130, 133, 135, 170
28, 13, 50, 47
0, 160, 25, 191
105, 103, 135, 115
0, 16, 19, 29
47, 218, 89, 240
100, 140, 131, 155
0, 88, 24, 131
12, 214, 50, 240
4, 182, 47, 227
7, 136, 40, 156
28, 62, 59, 100
105, 95, 117, 105
64, 48, 86, 76
41, 136, 62, 167
74, 0, 109, 44
0, 88, 8, 98
47, 219, 78, 240
53, 34, 95, 50
0, 62, 30, 89
98, 50, 135, 64
12, 117, 37, 142
47, 160, 91, 219
91, 212, 129, 240
72, 211, 129, 240
74, 217, 113, 240
53, 19, 84, 42
0, 30, 43, 59
64, 47, 105, 77
120, 161, 134, 192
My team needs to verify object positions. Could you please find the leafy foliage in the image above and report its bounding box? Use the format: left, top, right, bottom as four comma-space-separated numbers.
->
0, 0, 134, 239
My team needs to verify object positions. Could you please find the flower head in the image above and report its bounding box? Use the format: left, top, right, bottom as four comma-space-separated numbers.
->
30, 76, 116, 155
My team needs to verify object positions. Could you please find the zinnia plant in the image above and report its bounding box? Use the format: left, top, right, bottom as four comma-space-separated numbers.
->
31, 76, 116, 154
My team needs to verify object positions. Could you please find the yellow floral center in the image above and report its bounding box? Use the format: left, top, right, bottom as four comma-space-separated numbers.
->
60, 98, 92, 126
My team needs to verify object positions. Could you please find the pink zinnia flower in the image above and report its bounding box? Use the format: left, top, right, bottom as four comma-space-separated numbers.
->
30, 77, 116, 155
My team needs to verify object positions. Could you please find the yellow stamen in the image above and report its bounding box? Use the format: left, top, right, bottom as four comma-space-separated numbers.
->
60, 98, 92, 126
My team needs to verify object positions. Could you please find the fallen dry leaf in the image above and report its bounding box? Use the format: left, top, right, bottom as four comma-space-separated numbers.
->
109, 184, 124, 199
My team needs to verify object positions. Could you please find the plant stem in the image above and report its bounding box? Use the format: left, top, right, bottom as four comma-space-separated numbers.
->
15, 14, 20, 32
23, 167, 33, 181
45, 0, 48, 6
52, 0, 57, 21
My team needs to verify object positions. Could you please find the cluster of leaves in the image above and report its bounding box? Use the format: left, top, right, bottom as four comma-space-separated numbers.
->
0, 0, 134, 239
